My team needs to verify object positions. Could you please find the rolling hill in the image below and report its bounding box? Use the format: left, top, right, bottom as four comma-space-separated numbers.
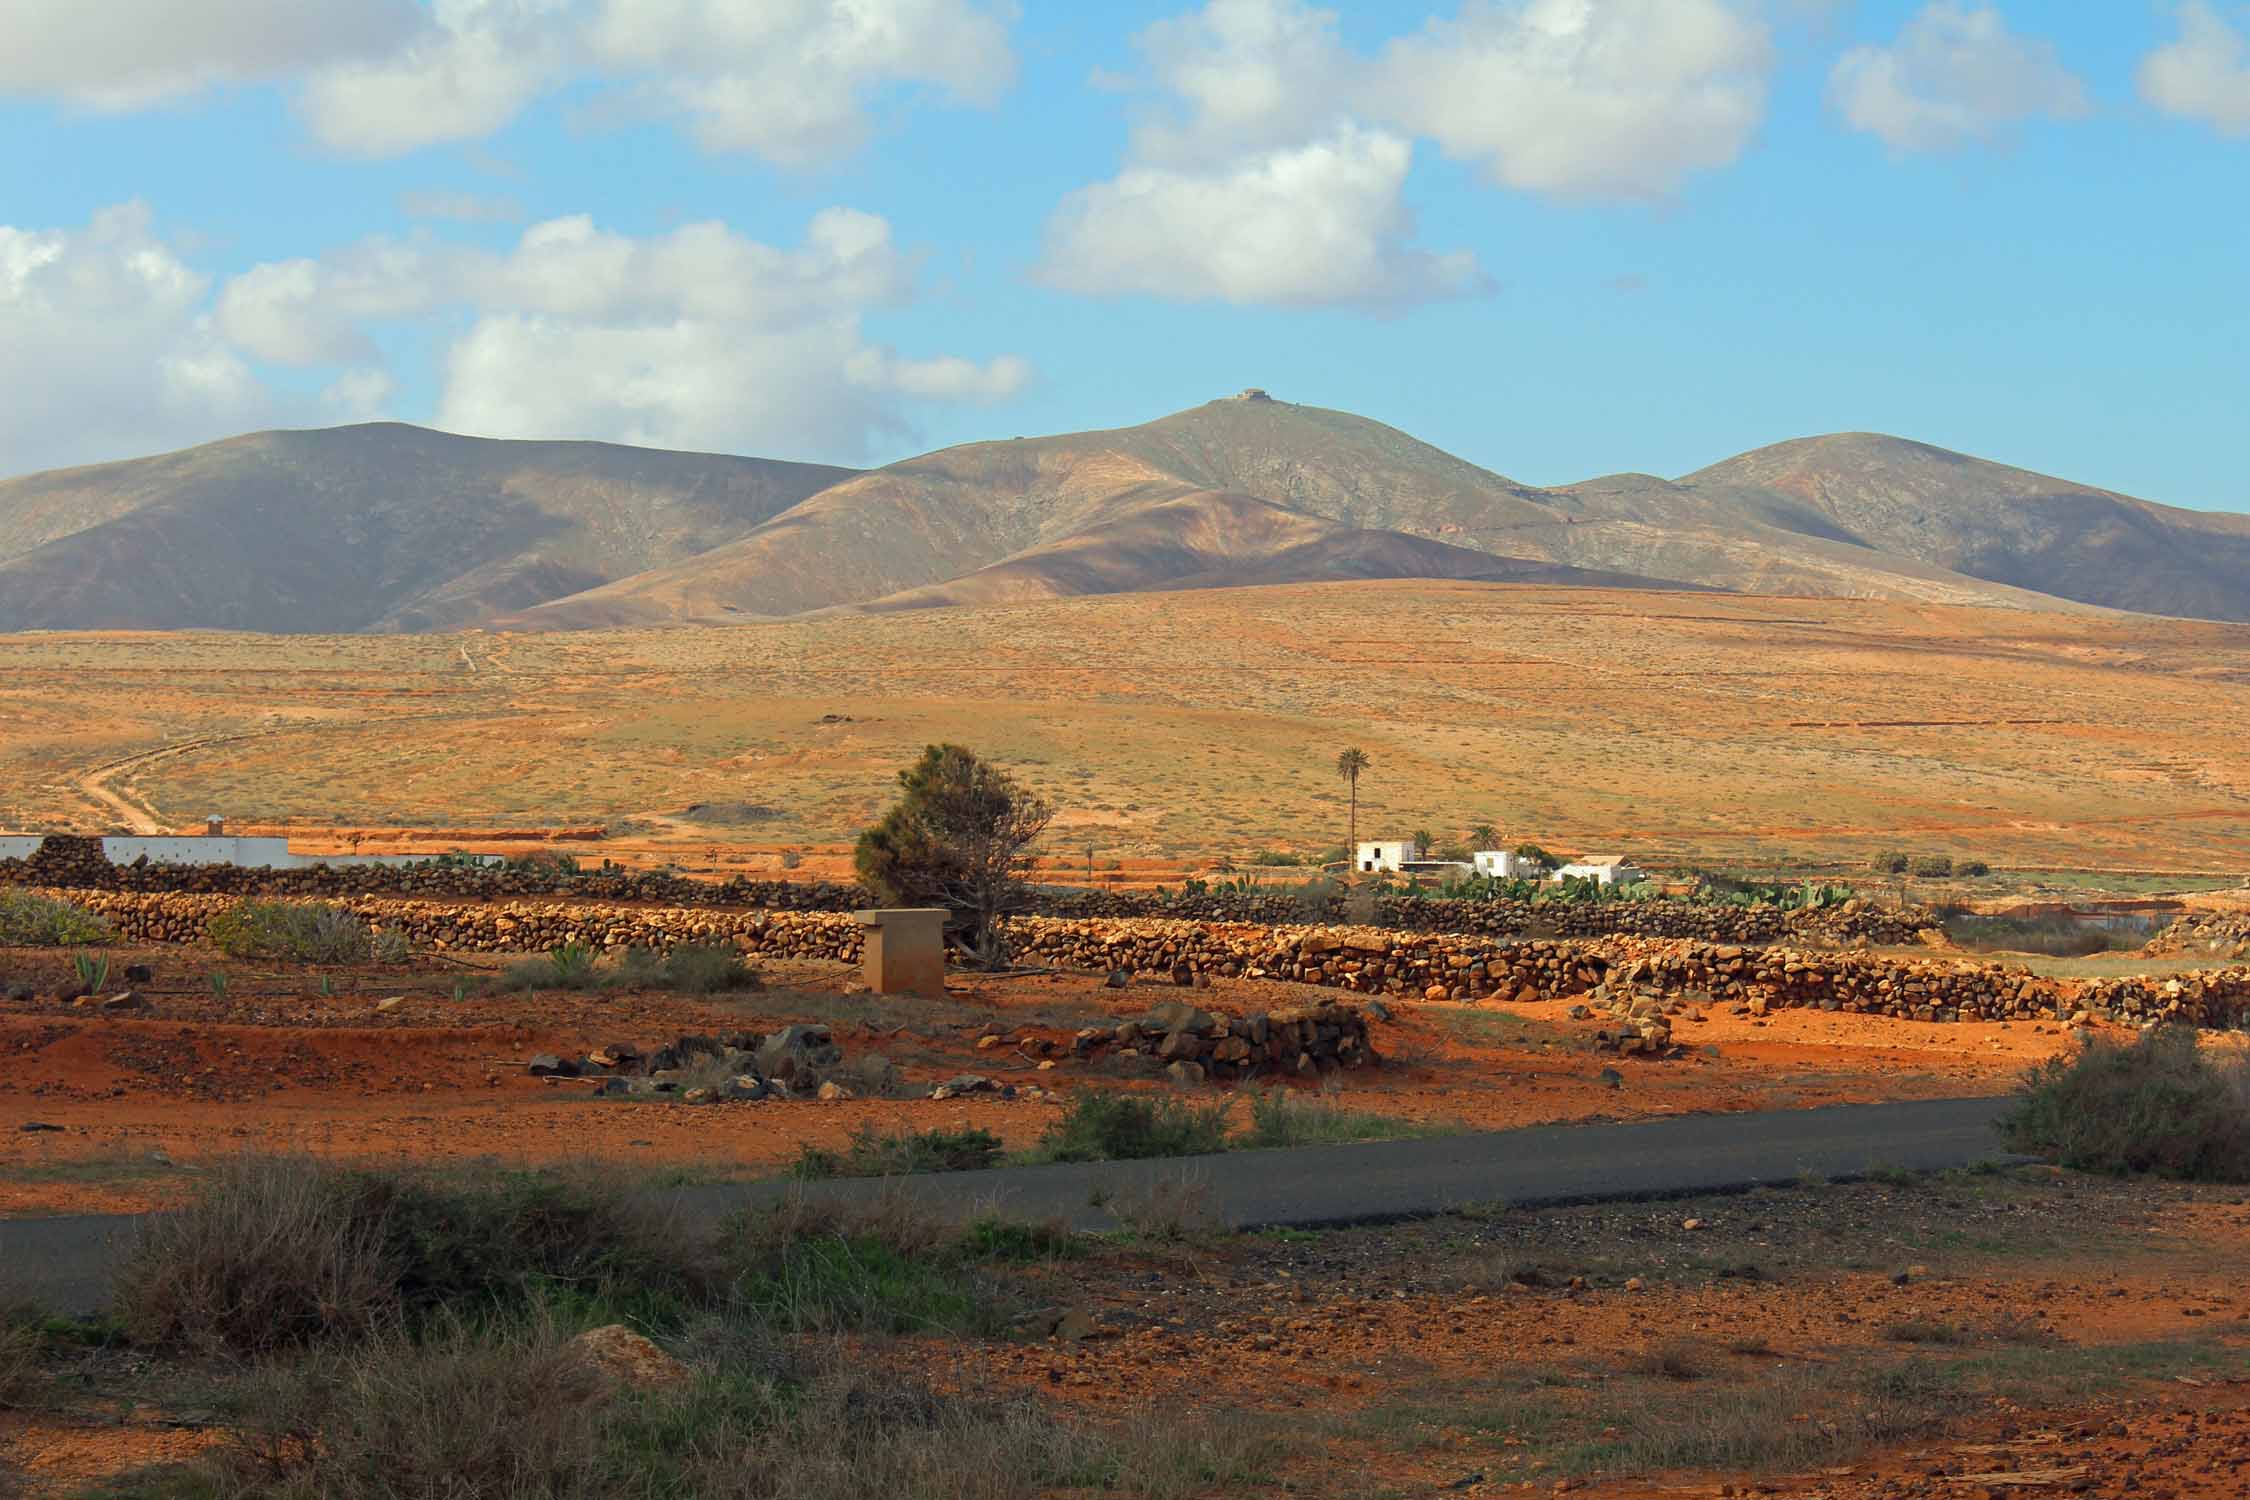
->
0, 424, 854, 633
2, 395, 2244, 633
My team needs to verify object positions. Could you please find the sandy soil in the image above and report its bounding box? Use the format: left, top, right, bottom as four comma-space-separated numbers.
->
8, 583, 2250, 873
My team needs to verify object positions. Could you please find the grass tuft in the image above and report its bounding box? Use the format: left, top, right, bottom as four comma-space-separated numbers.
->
206, 900, 407, 965
787, 1124, 1004, 1180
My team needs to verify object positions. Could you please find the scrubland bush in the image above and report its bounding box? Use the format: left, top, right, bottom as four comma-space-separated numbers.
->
206, 900, 406, 964
2000, 1024, 2250, 1180
1910, 855, 1954, 879
0, 888, 112, 946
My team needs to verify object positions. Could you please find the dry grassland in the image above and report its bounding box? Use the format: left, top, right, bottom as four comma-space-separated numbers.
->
5, 580, 2250, 872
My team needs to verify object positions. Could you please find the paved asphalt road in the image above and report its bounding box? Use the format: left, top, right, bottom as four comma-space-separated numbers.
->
1, 1096, 2015, 1316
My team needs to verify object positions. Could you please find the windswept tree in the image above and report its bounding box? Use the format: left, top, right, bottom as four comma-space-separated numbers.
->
855, 745, 1053, 968
1335, 747, 1371, 857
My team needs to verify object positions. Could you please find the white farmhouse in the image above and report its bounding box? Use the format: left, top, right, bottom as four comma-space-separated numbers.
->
1472, 850, 1538, 879
1552, 855, 1647, 887
1355, 838, 1419, 873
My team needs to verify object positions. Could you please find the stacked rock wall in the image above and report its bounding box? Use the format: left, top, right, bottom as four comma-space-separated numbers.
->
37, 890, 2250, 1030
2, 837, 1937, 946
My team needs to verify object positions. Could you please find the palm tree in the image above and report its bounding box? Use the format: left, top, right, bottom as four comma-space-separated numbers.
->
1470, 822, 1499, 851
1336, 747, 1371, 860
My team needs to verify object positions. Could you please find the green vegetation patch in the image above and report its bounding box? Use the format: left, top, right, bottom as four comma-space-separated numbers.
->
0, 887, 113, 946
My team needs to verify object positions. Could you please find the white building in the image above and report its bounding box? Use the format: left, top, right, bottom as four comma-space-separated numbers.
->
1472, 850, 1538, 879
1552, 855, 1647, 887
1355, 838, 1419, 873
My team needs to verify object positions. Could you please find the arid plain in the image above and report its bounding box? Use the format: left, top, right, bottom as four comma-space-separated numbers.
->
7, 580, 2250, 875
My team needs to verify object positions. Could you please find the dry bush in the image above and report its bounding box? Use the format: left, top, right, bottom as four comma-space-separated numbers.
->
1104, 1171, 1222, 1243
2000, 1024, 2250, 1180
115, 1157, 712, 1354
0, 888, 112, 946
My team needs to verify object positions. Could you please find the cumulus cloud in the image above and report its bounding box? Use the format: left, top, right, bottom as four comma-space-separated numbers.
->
583, 0, 1016, 166
1829, 2, 2088, 152
2138, 1, 2250, 138
2, 0, 1018, 164
300, 0, 574, 156
1041, 124, 1489, 307
1368, 0, 1774, 199
0, 0, 419, 109
213, 209, 1028, 459
1041, 0, 1780, 306
0, 203, 266, 476
1126, 0, 1356, 164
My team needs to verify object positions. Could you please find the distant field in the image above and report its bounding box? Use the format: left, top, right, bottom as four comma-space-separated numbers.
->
5, 580, 2250, 875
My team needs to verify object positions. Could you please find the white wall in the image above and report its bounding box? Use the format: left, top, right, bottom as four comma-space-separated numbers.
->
1356, 839, 1419, 872
1473, 850, 1532, 878
0, 837, 41, 862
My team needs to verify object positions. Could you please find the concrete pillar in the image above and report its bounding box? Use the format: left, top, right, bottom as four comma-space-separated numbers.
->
851, 908, 949, 996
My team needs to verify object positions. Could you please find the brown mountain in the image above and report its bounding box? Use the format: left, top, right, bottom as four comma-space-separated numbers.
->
0, 424, 853, 633
852, 488, 1687, 613
6, 398, 2244, 634
1674, 433, 2250, 620
500, 395, 1575, 628
507, 395, 2101, 629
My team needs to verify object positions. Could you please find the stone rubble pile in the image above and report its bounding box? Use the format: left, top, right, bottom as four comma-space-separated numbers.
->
523, 1023, 849, 1103
1064, 999, 1376, 1085
33, 888, 2250, 1030
2144, 911, 2250, 956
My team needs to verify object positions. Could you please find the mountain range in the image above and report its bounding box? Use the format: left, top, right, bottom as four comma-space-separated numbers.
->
4, 392, 2246, 633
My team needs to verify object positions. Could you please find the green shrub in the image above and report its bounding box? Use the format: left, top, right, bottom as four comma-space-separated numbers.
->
1999, 1025, 2250, 1180
0, 888, 112, 946
1034, 1091, 1233, 1163
1959, 860, 1992, 878
788, 1124, 1003, 1180
1910, 855, 1954, 879
1240, 1089, 1443, 1149
114, 1158, 713, 1354
1871, 850, 1910, 875
206, 901, 407, 965
722, 1192, 1007, 1337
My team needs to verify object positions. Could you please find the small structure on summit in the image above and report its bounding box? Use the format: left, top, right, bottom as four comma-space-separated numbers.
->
1231, 387, 1273, 401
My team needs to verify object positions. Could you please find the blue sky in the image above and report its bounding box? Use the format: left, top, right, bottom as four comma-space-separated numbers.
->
2, 1, 2245, 511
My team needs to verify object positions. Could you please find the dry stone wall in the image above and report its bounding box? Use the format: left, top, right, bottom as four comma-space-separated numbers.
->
38, 890, 2250, 1030
2, 836, 1938, 946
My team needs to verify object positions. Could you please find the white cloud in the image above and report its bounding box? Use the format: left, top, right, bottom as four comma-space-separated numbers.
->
1127, 0, 1355, 164
1368, 0, 1774, 199
1040, 0, 1779, 306
0, 203, 266, 476
584, 0, 1016, 167
213, 209, 1028, 460
0, 0, 419, 109
3, 0, 1019, 164
1040, 124, 1489, 307
1829, 2, 2088, 152
300, 0, 572, 156
2139, 1, 2250, 138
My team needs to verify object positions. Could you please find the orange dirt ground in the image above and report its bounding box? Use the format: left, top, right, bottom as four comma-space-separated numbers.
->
6, 939, 2248, 1497
0, 942, 2080, 1219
